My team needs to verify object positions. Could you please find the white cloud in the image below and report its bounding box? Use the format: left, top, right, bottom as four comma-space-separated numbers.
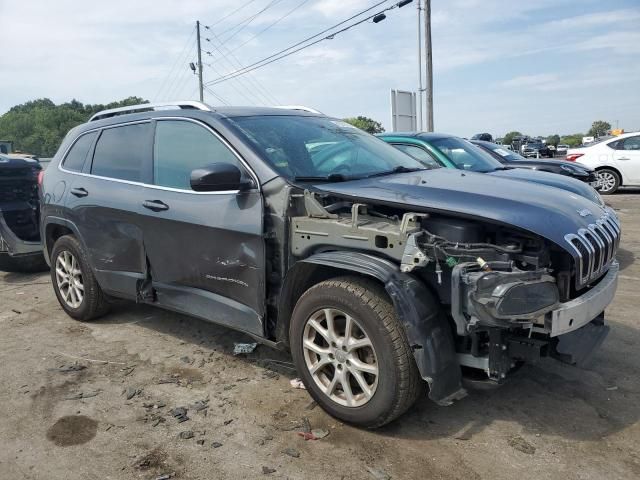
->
0, 0, 638, 137
501, 74, 559, 89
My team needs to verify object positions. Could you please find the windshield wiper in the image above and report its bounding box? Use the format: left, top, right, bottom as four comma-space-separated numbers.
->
367, 166, 426, 178
293, 173, 347, 182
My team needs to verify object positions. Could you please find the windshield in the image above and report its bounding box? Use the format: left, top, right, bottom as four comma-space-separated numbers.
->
482, 143, 527, 162
430, 137, 503, 173
227, 116, 425, 180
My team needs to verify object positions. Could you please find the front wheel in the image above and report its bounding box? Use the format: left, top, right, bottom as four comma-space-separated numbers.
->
290, 277, 422, 428
597, 168, 620, 194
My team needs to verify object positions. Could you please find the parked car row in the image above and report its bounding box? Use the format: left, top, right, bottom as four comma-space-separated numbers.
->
376, 133, 601, 202
0, 102, 620, 428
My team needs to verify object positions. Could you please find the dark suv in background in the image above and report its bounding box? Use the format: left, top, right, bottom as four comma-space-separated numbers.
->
522, 141, 554, 158
0, 154, 46, 271
39, 102, 620, 427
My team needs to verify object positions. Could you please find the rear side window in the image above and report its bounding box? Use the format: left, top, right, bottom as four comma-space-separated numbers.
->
91, 123, 150, 182
392, 144, 440, 169
621, 136, 640, 151
153, 120, 240, 190
63, 132, 97, 172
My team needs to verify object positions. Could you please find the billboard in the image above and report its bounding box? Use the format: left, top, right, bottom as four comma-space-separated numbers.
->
390, 89, 417, 132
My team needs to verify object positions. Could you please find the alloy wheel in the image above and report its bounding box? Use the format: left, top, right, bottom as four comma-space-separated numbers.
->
598, 171, 617, 193
55, 250, 84, 308
302, 308, 379, 407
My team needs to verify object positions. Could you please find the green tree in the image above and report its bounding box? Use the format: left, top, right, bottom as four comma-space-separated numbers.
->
560, 133, 584, 148
587, 120, 611, 138
546, 134, 560, 147
503, 131, 523, 146
0, 97, 147, 157
343, 116, 385, 134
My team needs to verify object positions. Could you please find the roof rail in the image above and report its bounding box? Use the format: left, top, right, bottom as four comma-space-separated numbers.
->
89, 100, 212, 122
273, 105, 323, 114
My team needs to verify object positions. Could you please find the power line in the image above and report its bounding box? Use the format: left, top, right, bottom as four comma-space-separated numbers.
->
206, 0, 260, 30
203, 0, 390, 87
203, 61, 259, 105
203, 30, 280, 104
165, 57, 195, 100
154, 27, 195, 101
205, 1, 410, 87
217, 0, 311, 57
213, 0, 285, 43
203, 85, 230, 105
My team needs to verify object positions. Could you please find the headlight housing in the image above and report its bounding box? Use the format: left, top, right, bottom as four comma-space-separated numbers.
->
467, 268, 559, 326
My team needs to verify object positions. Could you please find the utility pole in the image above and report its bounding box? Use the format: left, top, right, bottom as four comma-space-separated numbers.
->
196, 20, 204, 102
416, 0, 423, 131
424, 0, 434, 131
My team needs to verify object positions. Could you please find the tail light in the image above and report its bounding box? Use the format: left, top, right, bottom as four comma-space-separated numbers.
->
37, 170, 45, 186
565, 153, 584, 162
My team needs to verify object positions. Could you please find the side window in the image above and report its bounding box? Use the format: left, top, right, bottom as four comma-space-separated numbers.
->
621, 136, 640, 151
91, 123, 150, 182
63, 132, 97, 172
393, 144, 441, 168
153, 120, 241, 190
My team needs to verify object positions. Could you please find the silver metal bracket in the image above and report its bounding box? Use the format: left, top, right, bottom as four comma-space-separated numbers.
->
400, 232, 429, 273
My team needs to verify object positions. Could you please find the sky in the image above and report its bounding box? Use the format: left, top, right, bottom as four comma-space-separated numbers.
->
0, 0, 639, 138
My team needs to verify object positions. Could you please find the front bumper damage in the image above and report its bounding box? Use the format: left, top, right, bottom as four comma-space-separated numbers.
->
453, 260, 618, 379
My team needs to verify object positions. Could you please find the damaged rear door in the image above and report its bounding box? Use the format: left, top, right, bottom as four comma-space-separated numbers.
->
138, 118, 265, 336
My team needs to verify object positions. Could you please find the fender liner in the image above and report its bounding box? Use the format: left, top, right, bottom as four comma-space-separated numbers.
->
294, 251, 466, 406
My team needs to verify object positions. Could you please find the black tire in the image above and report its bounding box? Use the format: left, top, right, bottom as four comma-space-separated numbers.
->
50, 235, 110, 321
597, 168, 620, 195
0, 252, 48, 273
290, 276, 422, 428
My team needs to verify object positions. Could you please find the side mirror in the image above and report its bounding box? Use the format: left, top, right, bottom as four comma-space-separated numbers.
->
190, 163, 253, 192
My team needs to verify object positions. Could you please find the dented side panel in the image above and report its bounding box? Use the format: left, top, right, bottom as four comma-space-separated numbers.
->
64, 174, 148, 298
137, 187, 265, 323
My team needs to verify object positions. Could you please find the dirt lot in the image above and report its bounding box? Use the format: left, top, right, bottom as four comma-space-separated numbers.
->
1, 193, 639, 480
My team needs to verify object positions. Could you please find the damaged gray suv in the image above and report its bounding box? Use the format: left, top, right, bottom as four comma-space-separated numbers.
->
40, 102, 620, 427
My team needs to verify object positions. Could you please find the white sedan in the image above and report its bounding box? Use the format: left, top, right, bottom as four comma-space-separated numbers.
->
566, 132, 640, 194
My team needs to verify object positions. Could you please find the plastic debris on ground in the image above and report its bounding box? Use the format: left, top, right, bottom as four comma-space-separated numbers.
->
366, 467, 391, 480
233, 342, 258, 355
170, 407, 189, 423
289, 378, 305, 389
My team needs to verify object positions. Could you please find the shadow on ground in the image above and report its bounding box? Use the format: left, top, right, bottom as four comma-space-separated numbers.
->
617, 247, 635, 271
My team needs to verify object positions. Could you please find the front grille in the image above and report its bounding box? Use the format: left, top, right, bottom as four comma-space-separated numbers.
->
565, 211, 620, 287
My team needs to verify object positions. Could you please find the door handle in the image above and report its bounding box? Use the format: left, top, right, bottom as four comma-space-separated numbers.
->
70, 187, 88, 198
143, 200, 169, 212
617, 157, 631, 160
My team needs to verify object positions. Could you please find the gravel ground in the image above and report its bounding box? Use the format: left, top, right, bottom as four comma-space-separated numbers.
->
1, 193, 639, 480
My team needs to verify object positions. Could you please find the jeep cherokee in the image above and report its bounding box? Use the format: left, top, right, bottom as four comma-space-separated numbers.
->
39, 101, 620, 428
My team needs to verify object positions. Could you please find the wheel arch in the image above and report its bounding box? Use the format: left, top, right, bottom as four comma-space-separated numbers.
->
277, 251, 465, 405
43, 217, 86, 264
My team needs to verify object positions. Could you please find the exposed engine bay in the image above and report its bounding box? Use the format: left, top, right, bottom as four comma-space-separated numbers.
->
290, 190, 614, 383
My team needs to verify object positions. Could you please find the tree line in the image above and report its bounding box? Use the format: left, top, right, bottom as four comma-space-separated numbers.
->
502, 120, 612, 148
0, 97, 147, 157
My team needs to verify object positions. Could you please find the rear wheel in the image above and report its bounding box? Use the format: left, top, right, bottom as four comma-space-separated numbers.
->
50, 235, 110, 321
597, 168, 620, 194
290, 277, 422, 428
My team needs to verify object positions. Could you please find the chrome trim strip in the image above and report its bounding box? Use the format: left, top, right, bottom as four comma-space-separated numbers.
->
57, 116, 260, 195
